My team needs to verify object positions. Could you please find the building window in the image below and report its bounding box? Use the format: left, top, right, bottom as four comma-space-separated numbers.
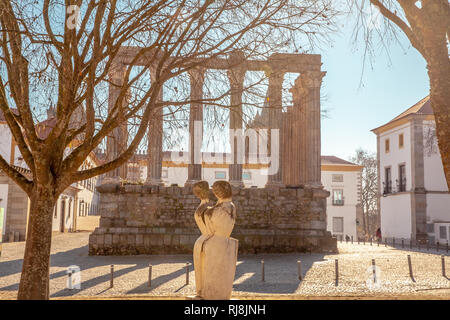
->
215, 171, 226, 179
385, 138, 390, 153
332, 189, 344, 206
439, 226, 447, 240
161, 169, 168, 178
332, 217, 344, 233
384, 167, 392, 194
426, 223, 435, 233
242, 172, 251, 180
399, 133, 404, 148
398, 164, 406, 192
332, 174, 344, 183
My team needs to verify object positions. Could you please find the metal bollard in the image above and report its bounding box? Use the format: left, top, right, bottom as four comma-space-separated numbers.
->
393, 237, 395, 248
297, 260, 302, 281
261, 260, 265, 282
442, 255, 446, 278
407, 255, 413, 280
385, 238, 387, 247
410, 239, 412, 249
185, 263, 190, 285
372, 259, 376, 283
437, 241, 439, 252
335, 259, 339, 285
358, 238, 360, 245
351, 236, 353, 244
402, 238, 404, 248
110, 264, 114, 288
148, 264, 152, 288
370, 238, 372, 246
427, 240, 429, 251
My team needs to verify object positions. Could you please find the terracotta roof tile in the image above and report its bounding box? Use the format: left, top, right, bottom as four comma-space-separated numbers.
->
320, 155, 359, 166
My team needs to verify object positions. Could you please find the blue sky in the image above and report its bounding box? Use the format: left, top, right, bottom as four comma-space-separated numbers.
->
319, 12, 429, 161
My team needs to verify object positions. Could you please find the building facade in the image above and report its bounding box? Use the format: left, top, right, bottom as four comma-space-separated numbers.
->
0, 110, 103, 242
321, 156, 363, 241
372, 96, 450, 243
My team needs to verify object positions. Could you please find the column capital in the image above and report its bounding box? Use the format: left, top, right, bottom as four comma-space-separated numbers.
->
300, 71, 326, 89
188, 67, 206, 85
109, 63, 127, 85
268, 69, 285, 85
226, 67, 246, 87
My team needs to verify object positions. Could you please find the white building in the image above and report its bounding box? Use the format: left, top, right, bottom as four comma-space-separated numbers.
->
0, 110, 102, 241
372, 96, 450, 243
321, 156, 363, 241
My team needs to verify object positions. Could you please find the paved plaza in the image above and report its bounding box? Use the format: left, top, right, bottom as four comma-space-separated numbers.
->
1, 232, 449, 300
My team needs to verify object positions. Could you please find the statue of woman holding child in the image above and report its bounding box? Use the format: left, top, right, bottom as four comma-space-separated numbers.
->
192, 180, 239, 300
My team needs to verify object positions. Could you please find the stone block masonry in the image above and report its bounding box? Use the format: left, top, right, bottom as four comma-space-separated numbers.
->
88, 184, 337, 255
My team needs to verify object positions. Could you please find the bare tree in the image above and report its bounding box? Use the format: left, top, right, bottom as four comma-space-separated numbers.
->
0, 0, 338, 299
349, 0, 450, 189
350, 148, 378, 237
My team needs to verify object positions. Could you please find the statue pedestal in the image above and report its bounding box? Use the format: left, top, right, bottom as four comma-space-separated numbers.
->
194, 235, 238, 300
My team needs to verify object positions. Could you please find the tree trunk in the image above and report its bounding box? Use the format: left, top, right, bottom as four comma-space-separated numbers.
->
17, 185, 56, 300
426, 49, 450, 191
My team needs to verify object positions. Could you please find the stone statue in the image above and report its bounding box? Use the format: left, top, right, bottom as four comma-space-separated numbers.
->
192, 180, 239, 300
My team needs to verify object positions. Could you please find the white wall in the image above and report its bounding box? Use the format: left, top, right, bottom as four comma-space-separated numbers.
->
52, 196, 75, 232
0, 124, 12, 164
0, 184, 9, 237
427, 193, 450, 222
322, 169, 360, 239
162, 166, 269, 187
423, 121, 449, 192
163, 167, 188, 186
379, 122, 412, 193
380, 194, 412, 239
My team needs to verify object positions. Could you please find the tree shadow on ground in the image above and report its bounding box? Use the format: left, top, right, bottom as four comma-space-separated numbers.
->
231, 253, 327, 294
126, 260, 193, 295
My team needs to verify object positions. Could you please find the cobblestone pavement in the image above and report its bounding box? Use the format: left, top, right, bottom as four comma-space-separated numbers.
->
1, 232, 449, 299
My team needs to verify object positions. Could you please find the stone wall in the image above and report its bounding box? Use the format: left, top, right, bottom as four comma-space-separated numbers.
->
89, 184, 337, 255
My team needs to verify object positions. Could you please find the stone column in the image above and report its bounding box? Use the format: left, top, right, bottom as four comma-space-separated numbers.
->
105, 63, 128, 182
300, 71, 326, 188
227, 53, 246, 187
265, 70, 285, 188
185, 68, 205, 186
146, 68, 164, 186
286, 76, 307, 186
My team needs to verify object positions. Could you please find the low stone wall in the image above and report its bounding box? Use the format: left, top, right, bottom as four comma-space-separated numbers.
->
89, 184, 337, 255
76, 216, 100, 232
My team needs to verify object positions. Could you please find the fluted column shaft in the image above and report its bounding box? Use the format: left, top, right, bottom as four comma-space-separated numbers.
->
106, 63, 128, 180
265, 71, 284, 188
185, 68, 205, 186
146, 68, 164, 186
301, 71, 326, 188
227, 65, 246, 187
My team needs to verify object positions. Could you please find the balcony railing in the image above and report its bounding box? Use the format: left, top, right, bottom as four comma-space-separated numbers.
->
332, 198, 345, 206
397, 177, 407, 192
383, 178, 407, 195
383, 180, 392, 195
